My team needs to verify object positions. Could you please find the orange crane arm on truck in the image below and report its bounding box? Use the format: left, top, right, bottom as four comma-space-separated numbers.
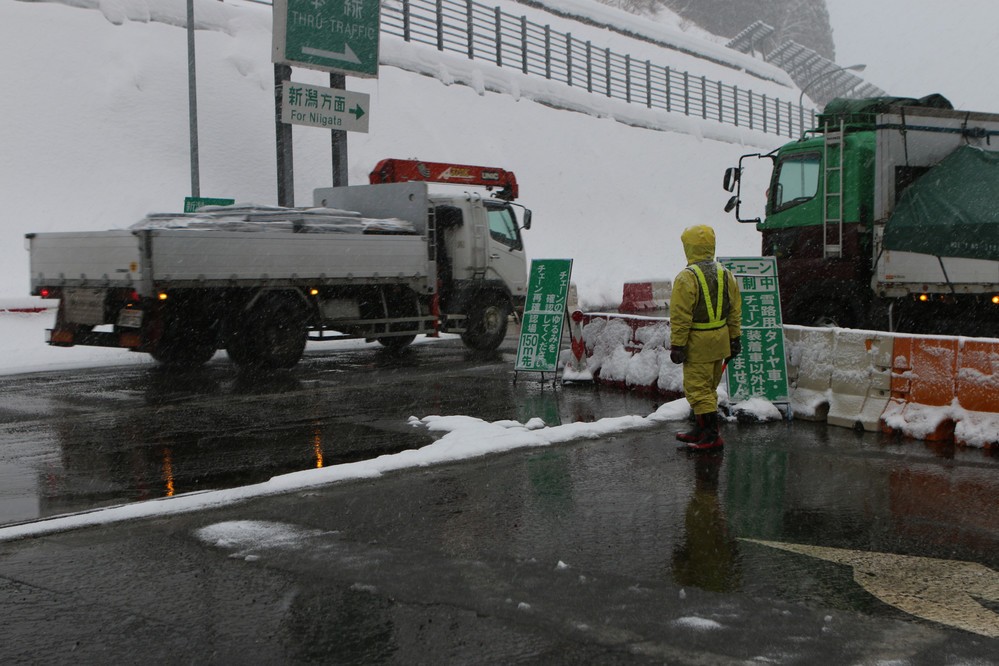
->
369, 159, 519, 201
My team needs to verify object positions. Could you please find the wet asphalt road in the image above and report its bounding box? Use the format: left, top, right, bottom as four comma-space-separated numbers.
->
1, 333, 998, 663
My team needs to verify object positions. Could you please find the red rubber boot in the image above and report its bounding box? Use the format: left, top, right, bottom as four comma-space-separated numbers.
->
676, 414, 706, 443
686, 413, 724, 452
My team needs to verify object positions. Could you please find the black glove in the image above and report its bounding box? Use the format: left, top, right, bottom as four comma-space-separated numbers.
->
670, 346, 686, 364
727, 336, 741, 361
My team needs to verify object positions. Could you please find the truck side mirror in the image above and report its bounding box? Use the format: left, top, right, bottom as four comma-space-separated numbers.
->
724, 196, 738, 213
723, 167, 740, 192
521, 209, 532, 230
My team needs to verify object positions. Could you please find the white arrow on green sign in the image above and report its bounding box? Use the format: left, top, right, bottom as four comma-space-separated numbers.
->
272, 0, 381, 78
281, 82, 370, 133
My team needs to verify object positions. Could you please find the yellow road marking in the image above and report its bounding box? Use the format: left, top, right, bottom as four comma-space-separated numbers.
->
743, 539, 999, 638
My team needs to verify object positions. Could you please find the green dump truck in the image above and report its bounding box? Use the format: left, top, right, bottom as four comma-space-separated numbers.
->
724, 95, 999, 336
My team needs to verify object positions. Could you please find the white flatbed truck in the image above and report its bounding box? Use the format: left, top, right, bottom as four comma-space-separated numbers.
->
27, 159, 531, 369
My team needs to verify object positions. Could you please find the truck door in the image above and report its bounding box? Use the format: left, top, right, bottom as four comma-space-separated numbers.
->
484, 202, 528, 296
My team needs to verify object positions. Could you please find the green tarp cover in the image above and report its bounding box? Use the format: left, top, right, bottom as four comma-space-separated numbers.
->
883, 146, 999, 261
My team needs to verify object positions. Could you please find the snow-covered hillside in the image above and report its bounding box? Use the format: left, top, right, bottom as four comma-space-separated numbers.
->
1, 0, 789, 307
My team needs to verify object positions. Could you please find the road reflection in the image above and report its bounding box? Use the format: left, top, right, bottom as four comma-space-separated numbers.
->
672, 453, 741, 592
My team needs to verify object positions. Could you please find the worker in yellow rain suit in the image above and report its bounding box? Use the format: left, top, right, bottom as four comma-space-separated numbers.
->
669, 225, 742, 451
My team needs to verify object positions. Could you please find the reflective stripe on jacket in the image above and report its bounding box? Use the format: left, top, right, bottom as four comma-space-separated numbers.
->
686, 261, 730, 331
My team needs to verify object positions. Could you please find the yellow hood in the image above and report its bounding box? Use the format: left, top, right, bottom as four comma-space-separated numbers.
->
681, 225, 716, 264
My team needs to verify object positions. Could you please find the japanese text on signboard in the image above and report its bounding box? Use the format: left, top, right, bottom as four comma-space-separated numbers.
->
516, 259, 573, 372
719, 257, 789, 403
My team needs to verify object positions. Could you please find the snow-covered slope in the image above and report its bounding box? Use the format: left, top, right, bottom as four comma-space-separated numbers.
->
1, 0, 786, 307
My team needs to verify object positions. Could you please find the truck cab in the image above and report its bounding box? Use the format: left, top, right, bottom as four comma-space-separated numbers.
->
724, 94, 999, 336
758, 129, 876, 328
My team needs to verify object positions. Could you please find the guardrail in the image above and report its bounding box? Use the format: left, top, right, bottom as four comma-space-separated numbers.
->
253, 0, 813, 138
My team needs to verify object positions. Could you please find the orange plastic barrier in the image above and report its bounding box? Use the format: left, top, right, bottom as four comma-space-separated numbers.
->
884, 336, 959, 441
956, 340, 999, 413
883, 336, 999, 446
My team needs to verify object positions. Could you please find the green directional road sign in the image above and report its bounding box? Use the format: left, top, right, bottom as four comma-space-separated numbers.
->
273, 0, 380, 78
718, 256, 790, 405
281, 82, 370, 133
184, 197, 235, 213
516, 259, 574, 373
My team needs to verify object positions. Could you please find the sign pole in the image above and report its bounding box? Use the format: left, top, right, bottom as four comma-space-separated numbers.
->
330, 73, 348, 187
186, 0, 200, 198
274, 64, 294, 207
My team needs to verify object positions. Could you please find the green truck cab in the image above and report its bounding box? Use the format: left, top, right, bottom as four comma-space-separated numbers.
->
725, 95, 999, 336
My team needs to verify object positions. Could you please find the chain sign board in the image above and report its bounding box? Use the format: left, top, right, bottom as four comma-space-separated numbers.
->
516, 259, 573, 373
281, 82, 370, 132
273, 0, 380, 78
184, 197, 234, 213
718, 256, 789, 404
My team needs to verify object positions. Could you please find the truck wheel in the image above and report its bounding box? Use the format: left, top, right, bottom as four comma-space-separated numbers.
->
229, 294, 307, 370
461, 296, 510, 352
377, 335, 416, 350
150, 308, 217, 368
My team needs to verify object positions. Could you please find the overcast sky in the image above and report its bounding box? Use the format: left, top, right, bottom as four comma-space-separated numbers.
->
827, 0, 999, 112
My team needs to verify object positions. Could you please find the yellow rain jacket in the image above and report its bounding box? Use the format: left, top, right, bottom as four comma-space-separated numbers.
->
670, 225, 742, 415
670, 225, 742, 362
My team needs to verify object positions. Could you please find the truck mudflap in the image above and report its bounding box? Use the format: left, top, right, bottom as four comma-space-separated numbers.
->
47, 326, 142, 349
48, 287, 146, 349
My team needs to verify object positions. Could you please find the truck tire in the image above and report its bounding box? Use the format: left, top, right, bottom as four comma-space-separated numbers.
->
377, 335, 416, 350
228, 294, 307, 370
461, 296, 510, 352
149, 305, 217, 368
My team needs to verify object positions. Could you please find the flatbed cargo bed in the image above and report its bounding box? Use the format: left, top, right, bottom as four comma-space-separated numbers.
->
28, 228, 434, 295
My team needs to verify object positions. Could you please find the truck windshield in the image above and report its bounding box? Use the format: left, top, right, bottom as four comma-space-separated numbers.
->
487, 204, 522, 250
772, 153, 820, 212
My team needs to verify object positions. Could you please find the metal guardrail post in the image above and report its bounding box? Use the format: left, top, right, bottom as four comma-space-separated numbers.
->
466, 0, 474, 59
494, 6, 502, 66
701, 75, 707, 119
521, 16, 528, 74
403, 0, 411, 41
436, 0, 444, 51
625, 54, 631, 103
586, 41, 592, 93
683, 71, 689, 116
645, 60, 651, 109
666, 66, 671, 113
566, 33, 572, 86
545, 25, 551, 79
605, 47, 611, 97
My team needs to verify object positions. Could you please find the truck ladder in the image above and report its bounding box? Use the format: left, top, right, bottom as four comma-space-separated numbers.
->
822, 120, 845, 259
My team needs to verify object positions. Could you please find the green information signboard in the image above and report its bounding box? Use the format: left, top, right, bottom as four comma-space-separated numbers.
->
718, 256, 789, 404
273, 0, 381, 78
184, 197, 235, 213
281, 82, 370, 132
515, 259, 573, 373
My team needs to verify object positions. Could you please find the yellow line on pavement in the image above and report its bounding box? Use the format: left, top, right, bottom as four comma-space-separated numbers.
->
742, 539, 999, 638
